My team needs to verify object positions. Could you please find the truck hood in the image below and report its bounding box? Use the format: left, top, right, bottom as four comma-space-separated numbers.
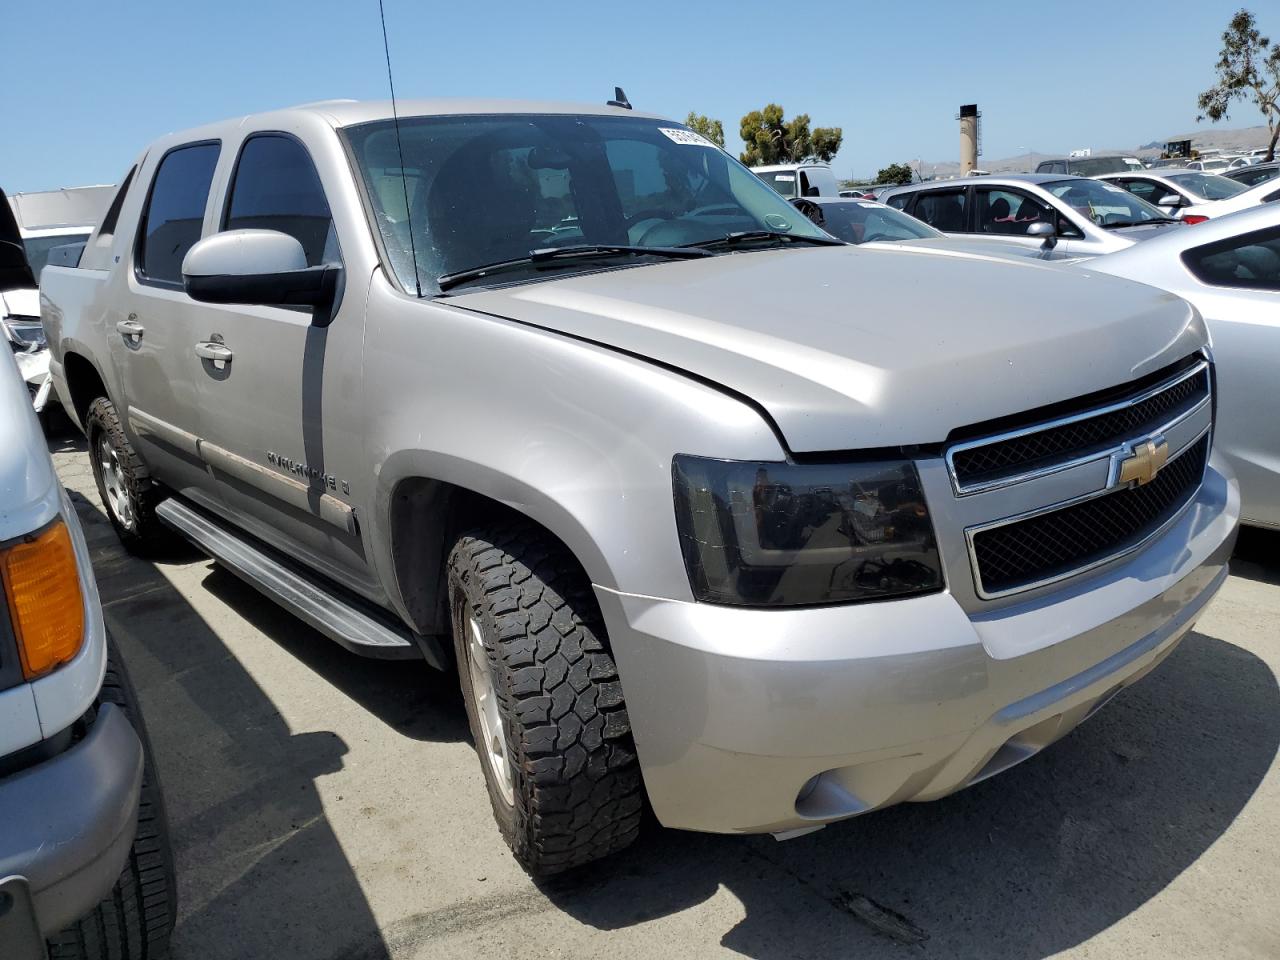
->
1, 286, 41, 319
450, 246, 1206, 452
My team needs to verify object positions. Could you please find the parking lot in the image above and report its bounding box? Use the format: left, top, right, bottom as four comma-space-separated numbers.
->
46, 429, 1278, 960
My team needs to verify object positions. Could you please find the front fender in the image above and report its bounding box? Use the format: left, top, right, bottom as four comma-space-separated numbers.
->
361, 275, 783, 619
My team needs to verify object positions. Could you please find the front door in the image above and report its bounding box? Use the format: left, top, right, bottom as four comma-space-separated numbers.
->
187, 132, 376, 594
112, 141, 221, 497
971, 186, 1070, 257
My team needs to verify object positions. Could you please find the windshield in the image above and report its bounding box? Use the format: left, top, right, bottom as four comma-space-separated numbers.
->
756, 171, 799, 198
22, 232, 89, 283
1165, 172, 1247, 200
343, 115, 830, 293
1042, 178, 1169, 227
814, 201, 940, 243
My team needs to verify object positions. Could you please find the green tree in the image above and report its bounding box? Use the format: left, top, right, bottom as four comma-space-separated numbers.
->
1198, 9, 1280, 161
684, 112, 726, 148
875, 162, 915, 185
739, 104, 843, 165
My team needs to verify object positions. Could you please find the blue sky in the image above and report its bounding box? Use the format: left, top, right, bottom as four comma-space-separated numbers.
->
5, 0, 1272, 192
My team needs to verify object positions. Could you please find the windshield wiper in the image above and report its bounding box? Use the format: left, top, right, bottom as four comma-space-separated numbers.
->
683, 230, 846, 250
436, 244, 712, 292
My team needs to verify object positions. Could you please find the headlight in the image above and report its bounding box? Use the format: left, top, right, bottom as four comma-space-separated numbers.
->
3, 315, 46, 351
672, 455, 943, 606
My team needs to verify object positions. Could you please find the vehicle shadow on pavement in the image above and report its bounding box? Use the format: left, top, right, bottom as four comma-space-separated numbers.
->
541, 629, 1279, 958
1230, 526, 1280, 586
57, 460, 396, 960
199, 567, 469, 743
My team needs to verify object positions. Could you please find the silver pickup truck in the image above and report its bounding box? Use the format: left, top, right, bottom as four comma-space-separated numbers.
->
41, 98, 1239, 876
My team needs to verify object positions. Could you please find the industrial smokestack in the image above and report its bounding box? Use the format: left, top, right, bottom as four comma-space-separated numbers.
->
959, 104, 979, 176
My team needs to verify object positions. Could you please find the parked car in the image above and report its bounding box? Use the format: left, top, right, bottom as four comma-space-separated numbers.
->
1172, 176, 1280, 222
1084, 204, 1280, 528
43, 98, 1237, 876
1148, 158, 1188, 170
0, 292, 176, 956
791, 197, 1073, 260
1224, 161, 1280, 188
878, 174, 1184, 257
752, 161, 841, 197
1096, 171, 1248, 223
1035, 155, 1144, 176
1185, 158, 1233, 173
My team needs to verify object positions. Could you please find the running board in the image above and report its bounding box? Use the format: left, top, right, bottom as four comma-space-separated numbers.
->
156, 498, 425, 662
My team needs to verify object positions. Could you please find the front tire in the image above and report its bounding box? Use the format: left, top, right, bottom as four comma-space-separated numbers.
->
47, 640, 178, 959
448, 522, 644, 876
85, 398, 169, 554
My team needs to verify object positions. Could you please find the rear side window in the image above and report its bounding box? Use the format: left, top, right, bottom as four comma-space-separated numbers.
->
224, 135, 338, 266
1182, 226, 1280, 291
886, 193, 910, 210
138, 142, 220, 285
912, 189, 968, 232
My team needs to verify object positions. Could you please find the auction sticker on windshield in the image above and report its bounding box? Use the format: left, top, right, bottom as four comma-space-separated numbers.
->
660, 128, 718, 148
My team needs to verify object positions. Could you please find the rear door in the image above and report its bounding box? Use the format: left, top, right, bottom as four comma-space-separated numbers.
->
112, 141, 220, 495
189, 131, 376, 593
905, 187, 970, 235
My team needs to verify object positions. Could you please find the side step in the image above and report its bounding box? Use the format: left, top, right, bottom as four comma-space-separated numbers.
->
157, 498, 427, 662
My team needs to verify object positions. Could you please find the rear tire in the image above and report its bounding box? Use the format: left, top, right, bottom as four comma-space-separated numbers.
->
46, 639, 178, 959
85, 398, 170, 554
448, 522, 644, 876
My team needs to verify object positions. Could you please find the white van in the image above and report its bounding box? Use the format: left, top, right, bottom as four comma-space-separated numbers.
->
751, 162, 840, 197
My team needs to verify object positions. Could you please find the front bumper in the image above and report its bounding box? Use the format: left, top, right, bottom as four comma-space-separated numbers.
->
0, 704, 143, 939
597, 461, 1238, 834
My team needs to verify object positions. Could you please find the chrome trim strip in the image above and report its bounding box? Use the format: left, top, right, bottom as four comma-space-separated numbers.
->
127, 407, 201, 458
965, 425, 1211, 600
196, 439, 357, 536
946, 360, 1210, 496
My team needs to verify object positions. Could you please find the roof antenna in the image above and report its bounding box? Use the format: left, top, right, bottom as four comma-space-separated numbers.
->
377, 0, 422, 296
607, 86, 632, 110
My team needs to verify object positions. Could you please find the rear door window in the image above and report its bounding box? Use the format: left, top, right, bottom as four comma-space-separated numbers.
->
974, 188, 1052, 235
137, 142, 220, 285
223, 134, 339, 266
1182, 226, 1280, 291
911, 189, 968, 232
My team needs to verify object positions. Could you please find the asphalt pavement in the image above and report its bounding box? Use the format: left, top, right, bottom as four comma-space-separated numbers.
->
51, 431, 1279, 960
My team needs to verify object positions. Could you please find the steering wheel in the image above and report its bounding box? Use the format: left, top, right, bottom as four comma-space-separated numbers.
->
624, 208, 673, 227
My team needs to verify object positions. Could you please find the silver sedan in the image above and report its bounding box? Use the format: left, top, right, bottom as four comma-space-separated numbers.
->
1085, 204, 1280, 528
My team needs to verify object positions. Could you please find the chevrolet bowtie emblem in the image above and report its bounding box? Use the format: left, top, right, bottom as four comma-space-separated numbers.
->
1118, 438, 1169, 486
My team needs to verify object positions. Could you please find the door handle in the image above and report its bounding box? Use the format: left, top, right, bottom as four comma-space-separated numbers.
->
116, 317, 145, 342
194, 341, 233, 363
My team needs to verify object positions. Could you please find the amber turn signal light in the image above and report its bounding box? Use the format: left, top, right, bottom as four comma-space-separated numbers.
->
2, 520, 85, 680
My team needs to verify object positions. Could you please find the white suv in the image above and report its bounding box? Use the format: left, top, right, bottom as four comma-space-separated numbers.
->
0, 239, 174, 958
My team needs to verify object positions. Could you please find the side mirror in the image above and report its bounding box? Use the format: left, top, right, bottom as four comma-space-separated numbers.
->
182, 229, 341, 320
1026, 220, 1058, 255
1157, 194, 1185, 209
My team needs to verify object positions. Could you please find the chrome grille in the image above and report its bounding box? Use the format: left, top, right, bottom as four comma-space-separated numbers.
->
970, 434, 1208, 597
948, 362, 1210, 494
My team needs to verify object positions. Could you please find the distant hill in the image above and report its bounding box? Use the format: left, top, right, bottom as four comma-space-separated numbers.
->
898, 124, 1273, 179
